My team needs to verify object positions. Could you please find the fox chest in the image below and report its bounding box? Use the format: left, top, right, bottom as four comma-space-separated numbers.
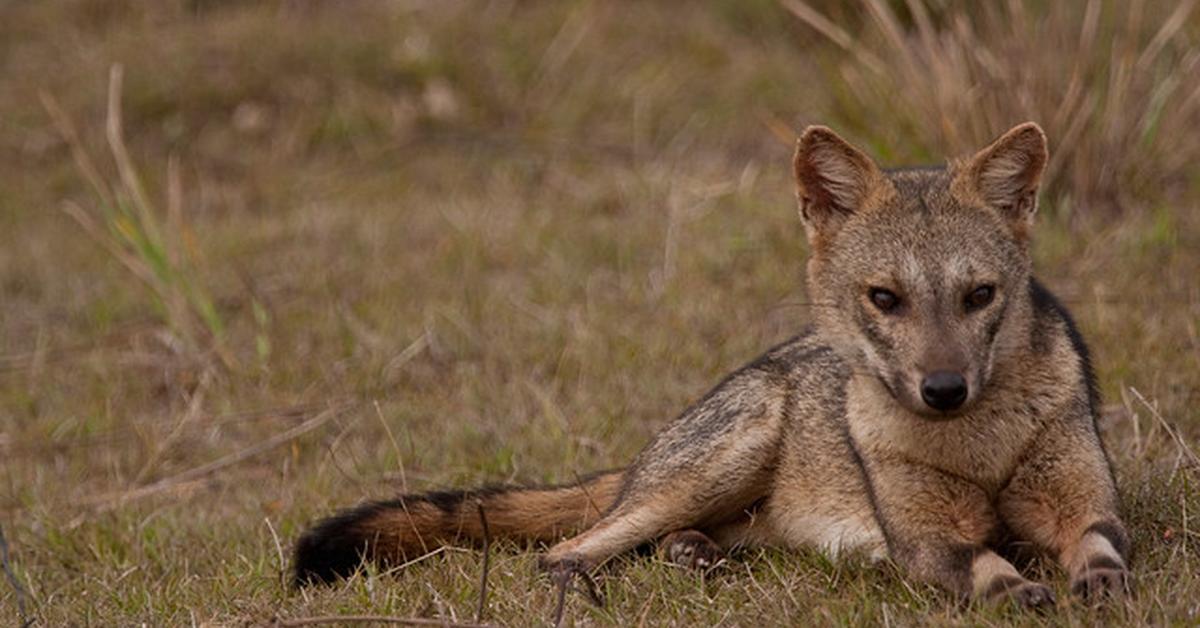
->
844, 385, 1044, 492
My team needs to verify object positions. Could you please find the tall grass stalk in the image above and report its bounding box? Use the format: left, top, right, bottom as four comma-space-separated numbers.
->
41, 65, 233, 369
783, 0, 1200, 216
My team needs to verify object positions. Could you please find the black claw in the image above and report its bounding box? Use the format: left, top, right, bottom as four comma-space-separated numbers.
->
545, 556, 606, 628
1071, 567, 1130, 602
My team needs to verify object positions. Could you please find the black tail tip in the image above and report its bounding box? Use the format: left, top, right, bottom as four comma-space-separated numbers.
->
291, 509, 375, 587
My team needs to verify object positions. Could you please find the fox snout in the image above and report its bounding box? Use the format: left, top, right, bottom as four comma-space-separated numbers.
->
872, 359, 983, 420
908, 341, 978, 417
920, 370, 968, 412
888, 334, 987, 418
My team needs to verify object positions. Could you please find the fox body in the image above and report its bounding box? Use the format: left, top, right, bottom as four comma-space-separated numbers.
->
294, 123, 1129, 607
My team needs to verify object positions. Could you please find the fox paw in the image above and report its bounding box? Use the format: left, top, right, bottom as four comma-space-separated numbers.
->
983, 577, 1056, 610
1071, 564, 1130, 600
539, 553, 591, 576
1006, 582, 1056, 609
660, 530, 724, 570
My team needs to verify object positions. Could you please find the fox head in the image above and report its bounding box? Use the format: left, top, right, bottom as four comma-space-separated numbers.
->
794, 123, 1048, 419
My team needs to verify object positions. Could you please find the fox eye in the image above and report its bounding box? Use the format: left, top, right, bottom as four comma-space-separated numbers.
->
965, 285, 995, 312
868, 288, 901, 313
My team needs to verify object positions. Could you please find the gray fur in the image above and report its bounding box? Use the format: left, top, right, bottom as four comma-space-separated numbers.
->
541, 123, 1128, 607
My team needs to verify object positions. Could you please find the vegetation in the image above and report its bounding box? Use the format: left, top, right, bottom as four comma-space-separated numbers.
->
1, 1, 1197, 625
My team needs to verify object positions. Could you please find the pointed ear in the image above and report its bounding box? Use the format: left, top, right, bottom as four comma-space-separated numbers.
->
957, 122, 1048, 230
793, 126, 887, 243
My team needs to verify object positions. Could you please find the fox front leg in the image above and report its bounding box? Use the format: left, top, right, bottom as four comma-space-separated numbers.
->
864, 454, 1056, 608
541, 368, 786, 572
998, 419, 1130, 601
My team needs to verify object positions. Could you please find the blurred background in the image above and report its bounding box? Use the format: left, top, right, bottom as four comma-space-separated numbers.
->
1, 1, 1198, 624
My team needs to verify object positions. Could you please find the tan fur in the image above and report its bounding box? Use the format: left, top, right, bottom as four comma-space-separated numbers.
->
295, 123, 1129, 608
794, 125, 897, 251
358, 472, 626, 562
950, 122, 1048, 239
292, 470, 625, 583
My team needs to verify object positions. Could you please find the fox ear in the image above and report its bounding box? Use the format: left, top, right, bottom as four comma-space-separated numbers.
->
793, 126, 886, 243
960, 122, 1048, 229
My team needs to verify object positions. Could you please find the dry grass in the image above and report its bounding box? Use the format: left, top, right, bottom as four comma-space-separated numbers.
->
41, 64, 233, 372
0, 1, 1197, 625
786, 0, 1200, 216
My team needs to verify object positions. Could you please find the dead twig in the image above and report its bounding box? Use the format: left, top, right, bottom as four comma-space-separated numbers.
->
376, 546, 454, 579
0, 524, 33, 628
1129, 387, 1200, 468
575, 569, 605, 608
475, 504, 491, 623
265, 517, 287, 596
571, 470, 605, 520
0, 399, 347, 461
381, 332, 429, 381
274, 615, 491, 627
132, 366, 215, 485
550, 571, 570, 628
86, 405, 348, 510
549, 564, 605, 628
374, 400, 408, 493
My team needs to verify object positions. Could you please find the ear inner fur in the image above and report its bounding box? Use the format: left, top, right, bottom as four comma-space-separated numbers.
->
952, 122, 1049, 236
793, 125, 893, 247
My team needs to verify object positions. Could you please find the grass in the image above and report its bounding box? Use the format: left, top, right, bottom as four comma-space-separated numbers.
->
1, 0, 1198, 625
41, 64, 232, 373
786, 0, 1200, 216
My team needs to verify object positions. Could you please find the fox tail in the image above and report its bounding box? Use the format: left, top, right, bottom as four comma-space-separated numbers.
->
293, 469, 624, 585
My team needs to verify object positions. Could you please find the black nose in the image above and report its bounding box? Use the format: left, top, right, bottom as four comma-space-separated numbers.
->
921, 371, 968, 411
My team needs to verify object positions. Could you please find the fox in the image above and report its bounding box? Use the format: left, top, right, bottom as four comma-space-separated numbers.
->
293, 122, 1130, 608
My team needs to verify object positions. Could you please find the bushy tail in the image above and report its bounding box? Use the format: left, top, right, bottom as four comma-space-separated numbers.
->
293, 469, 625, 585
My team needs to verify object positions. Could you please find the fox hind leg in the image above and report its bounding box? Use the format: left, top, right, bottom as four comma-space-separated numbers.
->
659, 529, 725, 570
541, 369, 786, 572
540, 463, 773, 573
656, 511, 782, 570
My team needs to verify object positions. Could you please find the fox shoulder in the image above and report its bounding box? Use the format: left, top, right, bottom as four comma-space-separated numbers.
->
1027, 278, 1101, 423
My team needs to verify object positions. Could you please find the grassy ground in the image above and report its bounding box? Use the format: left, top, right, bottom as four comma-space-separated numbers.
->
1, 1, 1198, 625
